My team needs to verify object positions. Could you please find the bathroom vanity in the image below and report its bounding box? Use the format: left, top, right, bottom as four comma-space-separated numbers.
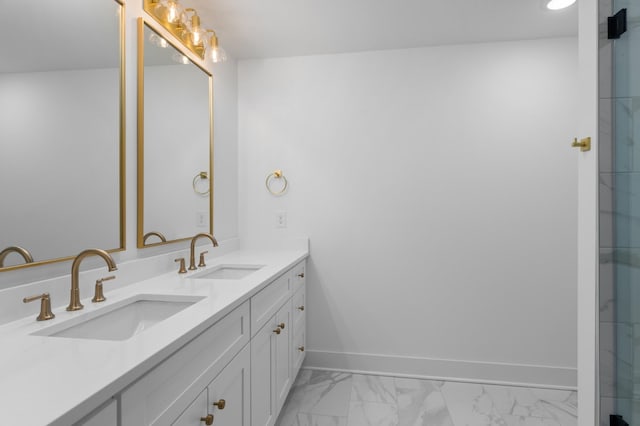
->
0, 249, 307, 426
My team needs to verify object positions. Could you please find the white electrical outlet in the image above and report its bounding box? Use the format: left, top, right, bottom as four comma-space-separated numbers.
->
275, 211, 287, 228
196, 211, 208, 228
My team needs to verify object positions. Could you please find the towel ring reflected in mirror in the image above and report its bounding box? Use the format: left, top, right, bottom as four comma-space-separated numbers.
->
193, 171, 210, 195
266, 169, 288, 196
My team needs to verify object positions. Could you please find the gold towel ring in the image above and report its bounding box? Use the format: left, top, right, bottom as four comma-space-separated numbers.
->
266, 169, 288, 195
193, 171, 210, 196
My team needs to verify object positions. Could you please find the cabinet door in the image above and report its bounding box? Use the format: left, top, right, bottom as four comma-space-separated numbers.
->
208, 344, 251, 426
274, 301, 292, 413
251, 318, 277, 426
171, 389, 209, 426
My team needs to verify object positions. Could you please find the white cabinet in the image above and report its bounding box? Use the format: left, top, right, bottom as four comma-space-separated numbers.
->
171, 344, 251, 426
117, 259, 306, 426
251, 302, 292, 426
121, 301, 250, 425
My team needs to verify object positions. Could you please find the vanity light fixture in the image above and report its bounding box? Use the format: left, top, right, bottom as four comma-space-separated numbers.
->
546, 0, 576, 10
144, 0, 227, 63
206, 30, 227, 63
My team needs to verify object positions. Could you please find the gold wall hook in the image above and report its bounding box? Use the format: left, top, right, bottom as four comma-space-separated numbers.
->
571, 137, 591, 152
23, 293, 55, 321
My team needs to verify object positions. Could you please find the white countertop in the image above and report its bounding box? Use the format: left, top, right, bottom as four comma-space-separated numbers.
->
0, 248, 308, 426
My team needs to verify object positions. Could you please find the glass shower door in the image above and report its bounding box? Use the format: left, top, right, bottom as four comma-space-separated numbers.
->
599, 1, 640, 425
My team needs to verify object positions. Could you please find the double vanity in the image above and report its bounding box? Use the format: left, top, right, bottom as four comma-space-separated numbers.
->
0, 247, 308, 426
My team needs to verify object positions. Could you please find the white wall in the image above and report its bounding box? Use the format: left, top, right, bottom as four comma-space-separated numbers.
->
238, 38, 579, 386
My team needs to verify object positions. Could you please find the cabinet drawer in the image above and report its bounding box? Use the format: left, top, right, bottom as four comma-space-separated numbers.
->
251, 273, 290, 336
121, 301, 250, 426
291, 284, 306, 333
291, 261, 306, 294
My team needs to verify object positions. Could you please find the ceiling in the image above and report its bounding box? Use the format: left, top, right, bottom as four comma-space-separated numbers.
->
190, 0, 578, 60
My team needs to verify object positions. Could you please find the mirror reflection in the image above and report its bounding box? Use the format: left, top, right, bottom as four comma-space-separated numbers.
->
138, 21, 212, 247
0, 0, 124, 270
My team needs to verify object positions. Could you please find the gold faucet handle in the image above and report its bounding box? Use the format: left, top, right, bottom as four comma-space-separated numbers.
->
92, 275, 115, 303
23, 293, 55, 321
175, 258, 187, 274
198, 251, 209, 268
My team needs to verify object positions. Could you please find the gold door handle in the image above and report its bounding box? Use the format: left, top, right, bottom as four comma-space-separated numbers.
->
278, 322, 285, 329
213, 399, 226, 410
297, 305, 305, 311
298, 346, 305, 352
571, 137, 591, 152
200, 414, 214, 425
273, 327, 281, 335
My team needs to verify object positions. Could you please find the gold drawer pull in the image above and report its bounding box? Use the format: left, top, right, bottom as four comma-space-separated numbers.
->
273, 327, 281, 335
278, 322, 285, 329
201, 414, 214, 425
213, 399, 226, 410
297, 272, 304, 278
298, 346, 305, 352
297, 305, 305, 311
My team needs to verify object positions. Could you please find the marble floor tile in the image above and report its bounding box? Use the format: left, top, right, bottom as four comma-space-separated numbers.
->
440, 382, 509, 426
395, 378, 453, 426
295, 371, 354, 417
351, 374, 397, 404
347, 401, 398, 426
276, 370, 577, 426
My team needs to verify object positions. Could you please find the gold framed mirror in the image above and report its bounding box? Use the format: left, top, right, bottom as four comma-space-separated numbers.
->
137, 18, 213, 248
0, 0, 126, 271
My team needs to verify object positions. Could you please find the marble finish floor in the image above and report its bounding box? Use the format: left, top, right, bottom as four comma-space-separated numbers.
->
276, 369, 577, 426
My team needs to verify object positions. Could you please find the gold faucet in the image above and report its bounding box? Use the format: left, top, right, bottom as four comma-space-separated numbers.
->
0, 246, 34, 267
189, 233, 218, 270
67, 249, 117, 311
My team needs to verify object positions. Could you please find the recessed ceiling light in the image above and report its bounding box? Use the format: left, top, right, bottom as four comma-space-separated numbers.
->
546, 0, 576, 10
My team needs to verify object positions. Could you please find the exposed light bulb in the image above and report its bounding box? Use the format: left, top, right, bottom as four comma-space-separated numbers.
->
207, 32, 227, 63
165, 0, 183, 23
190, 14, 204, 46
546, 0, 576, 10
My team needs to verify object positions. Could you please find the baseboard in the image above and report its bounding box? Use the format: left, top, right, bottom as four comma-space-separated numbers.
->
303, 350, 577, 390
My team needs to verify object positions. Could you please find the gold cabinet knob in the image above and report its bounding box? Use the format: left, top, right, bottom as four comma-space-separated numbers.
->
298, 346, 305, 352
297, 305, 305, 311
297, 272, 304, 278
273, 327, 281, 335
278, 322, 285, 329
213, 399, 226, 410
200, 414, 214, 425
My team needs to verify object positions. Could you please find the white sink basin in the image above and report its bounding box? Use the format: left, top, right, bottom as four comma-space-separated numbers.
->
33, 294, 204, 341
193, 264, 263, 280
